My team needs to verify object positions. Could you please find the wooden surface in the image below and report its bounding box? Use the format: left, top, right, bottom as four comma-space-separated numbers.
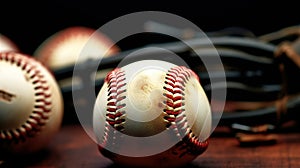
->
1, 124, 300, 168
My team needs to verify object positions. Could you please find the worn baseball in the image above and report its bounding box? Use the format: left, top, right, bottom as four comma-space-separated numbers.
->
93, 60, 211, 168
0, 34, 19, 52
0, 52, 64, 155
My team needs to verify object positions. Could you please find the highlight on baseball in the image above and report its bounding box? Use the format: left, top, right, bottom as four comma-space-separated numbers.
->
33, 26, 119, 71
0, 52, 64, 156
93, 59, 212, 167
33, 26, 119, 90
0, 34, 19, 52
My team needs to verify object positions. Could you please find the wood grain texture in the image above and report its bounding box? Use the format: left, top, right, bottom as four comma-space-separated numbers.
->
1, 125, 300, 168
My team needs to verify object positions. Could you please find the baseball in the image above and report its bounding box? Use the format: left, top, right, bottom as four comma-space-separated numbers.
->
33, 26, 119, 70
0, 34, 19, 52
93, 60, 211, 168
0, 52, 64, 156
33, 26, 119, 89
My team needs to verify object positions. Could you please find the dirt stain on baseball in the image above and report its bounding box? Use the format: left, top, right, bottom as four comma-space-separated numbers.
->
0, 90, 16, 103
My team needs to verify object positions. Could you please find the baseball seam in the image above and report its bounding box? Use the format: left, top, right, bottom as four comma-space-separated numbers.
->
101, 68, 126, 147
0, 52, 52, 143
163, 66, 208, 157
100, 65, 208, 156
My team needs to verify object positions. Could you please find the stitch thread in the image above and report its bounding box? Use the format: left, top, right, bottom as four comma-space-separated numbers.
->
0, 52, 52, 143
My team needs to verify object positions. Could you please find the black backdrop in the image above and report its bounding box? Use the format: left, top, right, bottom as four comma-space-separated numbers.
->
1, 0, 300, 55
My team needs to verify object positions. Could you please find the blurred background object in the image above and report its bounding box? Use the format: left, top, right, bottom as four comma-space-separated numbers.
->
33, 26, 119, 71
0, 34, 19, 52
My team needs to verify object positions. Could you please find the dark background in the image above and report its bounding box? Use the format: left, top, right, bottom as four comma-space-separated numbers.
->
1, 0, 300, 55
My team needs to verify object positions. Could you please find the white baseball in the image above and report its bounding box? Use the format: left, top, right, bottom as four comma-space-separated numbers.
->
0, 34, 19, 52
93, 60, 211, 168
0, 52, 64, 155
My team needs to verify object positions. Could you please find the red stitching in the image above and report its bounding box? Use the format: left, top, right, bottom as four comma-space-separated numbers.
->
0, 52, 52, 143
105, 69, 126, 128
101, 68, 126, 147
99, 65, 208, 155
163, 66, 208, 155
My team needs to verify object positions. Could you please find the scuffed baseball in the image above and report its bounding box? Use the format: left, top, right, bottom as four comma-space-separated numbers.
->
0, 52, 64, 155
93, 60, 211, 168
33, 26, 119, 70
0, 34, 19, 52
